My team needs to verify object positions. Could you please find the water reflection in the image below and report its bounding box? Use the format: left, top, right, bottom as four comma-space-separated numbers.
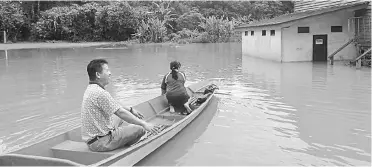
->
241, 55, 371, 165
0, 48, 86, 153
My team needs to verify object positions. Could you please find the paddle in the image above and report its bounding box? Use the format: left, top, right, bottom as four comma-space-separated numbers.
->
214, 92, 231, 95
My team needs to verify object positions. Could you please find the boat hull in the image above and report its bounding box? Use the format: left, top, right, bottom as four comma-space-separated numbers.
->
98, 89, 215, 166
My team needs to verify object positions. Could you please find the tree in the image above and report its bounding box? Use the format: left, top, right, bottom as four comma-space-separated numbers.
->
0, 1, 27, 42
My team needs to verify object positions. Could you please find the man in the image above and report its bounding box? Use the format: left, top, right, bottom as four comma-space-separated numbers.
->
81, 59, 159, 152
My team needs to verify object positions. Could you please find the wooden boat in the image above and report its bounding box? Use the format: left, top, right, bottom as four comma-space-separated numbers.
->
0, 80, 218, 166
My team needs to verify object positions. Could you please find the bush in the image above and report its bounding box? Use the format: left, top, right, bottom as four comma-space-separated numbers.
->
94, 2, 139, 41
32, 2, 140, 41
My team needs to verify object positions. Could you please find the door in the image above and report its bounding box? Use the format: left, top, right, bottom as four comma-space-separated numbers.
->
313, 35, 328, 61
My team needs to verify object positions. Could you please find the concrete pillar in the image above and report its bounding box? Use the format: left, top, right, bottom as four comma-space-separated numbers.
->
356, 59, 362, 69
329, 57, 334, 65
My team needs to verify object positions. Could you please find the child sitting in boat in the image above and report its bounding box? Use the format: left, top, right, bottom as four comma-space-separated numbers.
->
161, 61, 193, 115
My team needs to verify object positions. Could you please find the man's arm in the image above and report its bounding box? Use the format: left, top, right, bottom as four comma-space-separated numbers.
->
115, 108, 159, 134
122, 106, 131, 112
114, 107, 147, 127
98, 91, 158, 134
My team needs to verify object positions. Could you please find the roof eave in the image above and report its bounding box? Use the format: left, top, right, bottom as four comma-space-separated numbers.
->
235, 23, 283, 30
235, 2, 369, 30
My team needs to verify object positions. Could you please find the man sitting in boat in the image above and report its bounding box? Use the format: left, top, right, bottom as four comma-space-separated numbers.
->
161, 61, 193, 115
81, 59, 159, 152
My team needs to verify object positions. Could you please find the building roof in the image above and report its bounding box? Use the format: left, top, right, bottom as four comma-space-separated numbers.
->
235, 1, 369, 30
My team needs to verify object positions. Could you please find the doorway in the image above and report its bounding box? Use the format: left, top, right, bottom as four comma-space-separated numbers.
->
313, 35, 328, 61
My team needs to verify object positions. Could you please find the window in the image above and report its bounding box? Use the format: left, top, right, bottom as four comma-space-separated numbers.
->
251, 31, 254, 36
331, 26, 342, 32
262, 30, 266, 36
245, 31, 248, 36
270, 30, 275, 36
298, 27, 310, 33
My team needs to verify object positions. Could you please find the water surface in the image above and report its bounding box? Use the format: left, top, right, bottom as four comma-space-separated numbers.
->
0, 43, 370, 166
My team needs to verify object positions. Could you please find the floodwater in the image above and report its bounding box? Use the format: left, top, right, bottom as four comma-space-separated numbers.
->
0, 43, 370, 166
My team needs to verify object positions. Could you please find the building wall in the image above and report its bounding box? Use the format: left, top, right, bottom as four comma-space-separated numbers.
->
294, 0, 370, 48
241, 26, 282, 61
281, 8, 357, 62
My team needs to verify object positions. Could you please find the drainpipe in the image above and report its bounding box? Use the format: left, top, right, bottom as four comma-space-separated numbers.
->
280, 27, 283, 63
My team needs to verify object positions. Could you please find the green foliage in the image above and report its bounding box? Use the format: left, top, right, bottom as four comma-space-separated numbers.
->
198, 16, 236, 43
133, 18, 167, 43
0, 1, 294, 43
32, 4, 81, 41
176, 9, 204, 31
94, 1, 139, 41
0, 1, 27, 42
32, 1, 139, 41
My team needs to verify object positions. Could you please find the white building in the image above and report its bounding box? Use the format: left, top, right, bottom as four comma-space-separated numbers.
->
235, 1, 370, 62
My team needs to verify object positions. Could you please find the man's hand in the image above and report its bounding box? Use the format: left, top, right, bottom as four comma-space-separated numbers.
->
130, 107, 144, 119
143, 122, 160, 134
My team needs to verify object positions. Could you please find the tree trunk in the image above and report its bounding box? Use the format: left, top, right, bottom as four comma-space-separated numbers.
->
31, 2, 34, 21
6, 30, 10, 43
37, 1, 40, 21
14, 27, 22, 42
37, 1, 40, 14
